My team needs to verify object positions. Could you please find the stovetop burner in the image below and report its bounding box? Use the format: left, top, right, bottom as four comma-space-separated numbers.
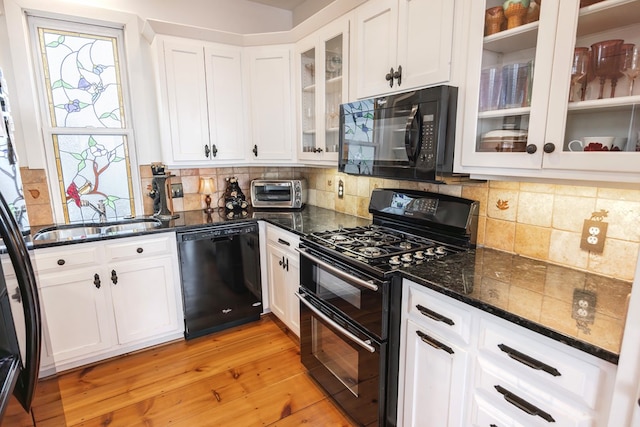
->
304, 224, 462, 275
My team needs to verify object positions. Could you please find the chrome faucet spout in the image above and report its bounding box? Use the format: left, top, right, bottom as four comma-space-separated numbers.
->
81, 199, 107, 223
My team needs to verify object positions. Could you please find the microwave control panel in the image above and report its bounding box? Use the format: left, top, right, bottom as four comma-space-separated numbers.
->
418, 101, 437, 170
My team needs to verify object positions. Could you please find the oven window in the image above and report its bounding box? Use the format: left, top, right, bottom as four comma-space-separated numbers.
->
316, 268, 361, 309
311, 317, 359, 397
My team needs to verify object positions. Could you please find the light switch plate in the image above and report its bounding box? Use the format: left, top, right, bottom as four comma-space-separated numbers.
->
580, 219, 607, 253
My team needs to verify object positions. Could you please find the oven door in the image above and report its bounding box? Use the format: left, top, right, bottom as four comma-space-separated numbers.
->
296, 247, 389, 340
297, 290, 386, 427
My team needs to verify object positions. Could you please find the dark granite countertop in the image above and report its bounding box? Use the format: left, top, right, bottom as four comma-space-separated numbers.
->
27, 206, 629, 363
401, 247, 631, 364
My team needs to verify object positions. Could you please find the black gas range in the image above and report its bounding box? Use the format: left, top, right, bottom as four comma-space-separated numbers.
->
303, 224, 464, 276
297, 189, 479, 427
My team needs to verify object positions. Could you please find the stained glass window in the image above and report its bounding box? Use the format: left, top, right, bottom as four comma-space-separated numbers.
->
32, 19, 135, 223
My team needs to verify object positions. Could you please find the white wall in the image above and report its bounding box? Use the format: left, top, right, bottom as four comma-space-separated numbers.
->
59, 0, 294, 34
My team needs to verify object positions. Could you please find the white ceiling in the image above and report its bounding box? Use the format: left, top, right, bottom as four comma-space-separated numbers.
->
245, 0, 308, 11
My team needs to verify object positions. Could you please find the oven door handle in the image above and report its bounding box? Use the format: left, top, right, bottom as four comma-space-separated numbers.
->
295, 247, 379, 292
295, 292, 376, 353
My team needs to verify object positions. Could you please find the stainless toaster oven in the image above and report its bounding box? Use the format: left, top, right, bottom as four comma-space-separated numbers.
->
250, 179, 306, 209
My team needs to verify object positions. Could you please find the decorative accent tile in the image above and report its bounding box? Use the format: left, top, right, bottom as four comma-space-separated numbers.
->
487, 189, 518, 221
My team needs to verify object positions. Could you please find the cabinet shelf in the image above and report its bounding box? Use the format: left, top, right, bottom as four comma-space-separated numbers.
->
567, 95, 640, 113
302, 84, 316, 92
577, 0, 640, 37
478, 106, 531, 119
483, 21, 539, 54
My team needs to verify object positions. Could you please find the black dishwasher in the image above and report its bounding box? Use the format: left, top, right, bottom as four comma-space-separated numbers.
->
177, 222, 262, 339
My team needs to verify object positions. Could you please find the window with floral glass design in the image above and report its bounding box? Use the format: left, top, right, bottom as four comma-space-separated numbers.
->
30, 17, 136, 223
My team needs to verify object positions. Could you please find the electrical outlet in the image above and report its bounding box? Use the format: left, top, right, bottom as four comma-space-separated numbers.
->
571, 289, 596, 323
338, 180, 344, 198
580, 219, 607, 253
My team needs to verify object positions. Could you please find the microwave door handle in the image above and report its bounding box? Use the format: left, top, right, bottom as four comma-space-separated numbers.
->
295, 292, 376, 353
404, 104, 421, 163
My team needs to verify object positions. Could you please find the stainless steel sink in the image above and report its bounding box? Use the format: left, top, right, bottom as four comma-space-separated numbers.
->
33, 219, 163, 242
33, 226, 103, 241
102, 219, 162, 234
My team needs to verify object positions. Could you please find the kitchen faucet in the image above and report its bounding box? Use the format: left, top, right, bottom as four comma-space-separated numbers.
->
81, 199, 107, 223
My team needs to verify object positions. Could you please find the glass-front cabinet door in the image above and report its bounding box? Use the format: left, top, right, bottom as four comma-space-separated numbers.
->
296, 18, 349, 164
460, 0, 640, 183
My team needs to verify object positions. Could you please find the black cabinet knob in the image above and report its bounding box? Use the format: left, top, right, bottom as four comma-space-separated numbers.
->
543, 142, 556, 153
385, 67, 395, 87
393, 65, 402, 86
136, 247, 143, 254
525, 144, 537, 154
57, 259, 65, 266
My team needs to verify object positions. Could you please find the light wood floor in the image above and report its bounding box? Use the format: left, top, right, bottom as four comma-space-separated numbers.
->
5, 316, 355, 427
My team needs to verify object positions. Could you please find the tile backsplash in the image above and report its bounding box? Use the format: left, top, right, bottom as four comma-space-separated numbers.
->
21, 164, 639, 281
301, 167, 640, 281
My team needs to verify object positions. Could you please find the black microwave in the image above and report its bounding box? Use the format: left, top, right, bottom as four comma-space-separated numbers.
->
338, 85, 458, 182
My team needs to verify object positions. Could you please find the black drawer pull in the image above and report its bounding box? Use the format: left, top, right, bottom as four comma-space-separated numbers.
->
136, 247, 143, 254
277, 238, 290, 246
93, 273, 101, 289
494, 385, 555, 423
498, 344, 561, 377
416, 304, 455, 326
416, 330, 454, 355
57, 259, 65, 266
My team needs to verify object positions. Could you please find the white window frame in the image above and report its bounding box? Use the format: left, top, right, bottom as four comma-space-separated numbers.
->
27, 14, 142, 223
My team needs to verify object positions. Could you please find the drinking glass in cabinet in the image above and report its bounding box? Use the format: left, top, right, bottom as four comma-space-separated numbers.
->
569, 47, 588, 102
501, 62, 531, 109
591, 39, 624, 99
479, 66, 502, 111
620, 44, 640, 96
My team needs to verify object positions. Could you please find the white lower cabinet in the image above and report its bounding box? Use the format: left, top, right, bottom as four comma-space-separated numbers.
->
1, 255, 55, 376
265, 224, 300, 336
401, 319, 470, 427
35, 233, 183, 372
400, 279, 617, 426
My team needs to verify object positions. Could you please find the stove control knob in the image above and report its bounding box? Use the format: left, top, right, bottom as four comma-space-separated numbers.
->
425, 248, 436, 256
435, 246, 447, 255
389, 256, 401, 266
414, 251, 424, 260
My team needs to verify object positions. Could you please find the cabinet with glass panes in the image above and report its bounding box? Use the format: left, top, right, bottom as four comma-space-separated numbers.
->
459, 0, 640, 183
296, 18, 349, 164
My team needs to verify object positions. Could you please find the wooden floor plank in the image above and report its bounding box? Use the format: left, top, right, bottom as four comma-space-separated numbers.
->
37, 316, 353, 427
61, 322, 298, 424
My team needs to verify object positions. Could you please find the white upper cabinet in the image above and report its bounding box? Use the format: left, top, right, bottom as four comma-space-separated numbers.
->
296, 17, 349, 164
245, 45, 295, 162
352, 0, 456, 99
459, 0, 640, 184
157, 38, 246, 166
